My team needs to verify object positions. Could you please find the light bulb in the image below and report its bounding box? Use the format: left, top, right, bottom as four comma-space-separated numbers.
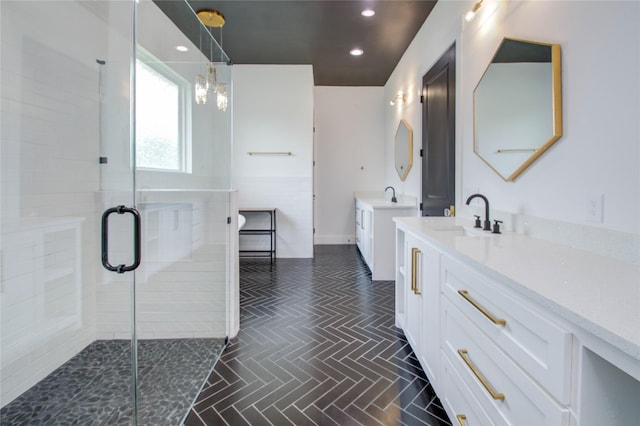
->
195, 74, 207, 104
465, 1, 483, 22
206, 63, 217, 93
216, 83, 228, 112
464, 10, 476, 22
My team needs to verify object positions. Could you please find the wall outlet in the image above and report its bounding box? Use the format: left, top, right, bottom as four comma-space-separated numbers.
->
587, 194, 604, 223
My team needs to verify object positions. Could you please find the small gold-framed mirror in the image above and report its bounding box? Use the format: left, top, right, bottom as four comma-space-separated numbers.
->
394, 119, 413, 181
473, 38, 562, 181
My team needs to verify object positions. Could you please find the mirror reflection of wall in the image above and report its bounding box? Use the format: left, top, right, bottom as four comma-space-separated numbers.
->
473, 38, 562, 181
394, 119, 413, 181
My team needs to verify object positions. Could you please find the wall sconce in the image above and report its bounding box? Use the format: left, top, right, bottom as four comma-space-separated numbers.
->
465, 0, 483, 22
389, 91, 407, 106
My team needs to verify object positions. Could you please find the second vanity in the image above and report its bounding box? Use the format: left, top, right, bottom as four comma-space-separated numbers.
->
354, 192, 416, 280
394, 216, 640, 425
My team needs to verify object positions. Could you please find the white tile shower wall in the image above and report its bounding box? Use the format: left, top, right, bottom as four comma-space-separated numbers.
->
95, 1, 234, 340
1, 221, 96, 407
236, 176, 314, 258
0, 0, 111, 407
96, 192, 230, 340
1, 0, 233, 407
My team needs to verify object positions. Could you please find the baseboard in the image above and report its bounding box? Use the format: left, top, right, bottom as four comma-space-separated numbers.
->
314, 234, 355, 245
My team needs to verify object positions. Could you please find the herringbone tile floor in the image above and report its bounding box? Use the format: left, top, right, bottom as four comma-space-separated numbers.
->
184, 245, 451, 426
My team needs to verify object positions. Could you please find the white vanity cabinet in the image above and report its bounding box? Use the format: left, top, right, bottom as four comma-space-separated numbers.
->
440, 258, 571, 425
355, 200, 372, 268
402, 232, 441, 388
394, 217, 640, 426
442, 256, 572, 404
355, 195, 415, 280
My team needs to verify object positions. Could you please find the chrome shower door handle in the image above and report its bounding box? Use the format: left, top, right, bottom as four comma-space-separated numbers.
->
101, 205, 141, 273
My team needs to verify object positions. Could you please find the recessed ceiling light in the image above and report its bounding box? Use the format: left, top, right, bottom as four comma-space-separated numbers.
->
176, 45, 189, 52
361, 9, 375, 17
350, 48, 364, 56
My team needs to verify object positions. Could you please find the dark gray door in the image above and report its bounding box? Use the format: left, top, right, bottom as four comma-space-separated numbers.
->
422, 43, 456, 216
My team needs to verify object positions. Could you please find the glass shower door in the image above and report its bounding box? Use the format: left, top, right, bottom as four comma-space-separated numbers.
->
132, 1, 233, 424
1, 0, 138, 423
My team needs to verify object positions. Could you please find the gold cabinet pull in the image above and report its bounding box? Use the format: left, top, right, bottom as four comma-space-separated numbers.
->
456, 414, 467, 426
458, 349, 505, 400
457, 290, 506, 325
411, 248, 421, 295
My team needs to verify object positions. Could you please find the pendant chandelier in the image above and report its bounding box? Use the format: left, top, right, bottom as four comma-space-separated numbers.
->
196, 9, 228, 112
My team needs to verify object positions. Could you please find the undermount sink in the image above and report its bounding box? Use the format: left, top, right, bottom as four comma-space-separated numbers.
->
365, 198, 400, 206
432, 225, 494, 237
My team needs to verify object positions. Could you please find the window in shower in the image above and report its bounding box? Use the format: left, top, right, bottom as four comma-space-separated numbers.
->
135, 49, 191, 172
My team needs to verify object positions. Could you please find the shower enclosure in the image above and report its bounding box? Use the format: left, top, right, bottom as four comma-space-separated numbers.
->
1, 0, 235, 424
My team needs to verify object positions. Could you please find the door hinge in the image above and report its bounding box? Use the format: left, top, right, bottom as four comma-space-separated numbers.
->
420, 95, 424, 103
419, 149, 424, 157
419, 203, 423, 211
227, 217, 231, 224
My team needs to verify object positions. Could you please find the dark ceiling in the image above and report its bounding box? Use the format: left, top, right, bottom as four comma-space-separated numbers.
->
155, 0, 438, 86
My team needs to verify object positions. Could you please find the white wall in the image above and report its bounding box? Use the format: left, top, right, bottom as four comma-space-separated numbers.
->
384, 0, 640, 251
233, 65, 314, 258
384, 1, 468, 204
313, 87, 386, 244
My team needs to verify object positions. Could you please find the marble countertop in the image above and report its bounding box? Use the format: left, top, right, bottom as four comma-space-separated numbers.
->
394, 216, 640, 362
355, 192, 417, 209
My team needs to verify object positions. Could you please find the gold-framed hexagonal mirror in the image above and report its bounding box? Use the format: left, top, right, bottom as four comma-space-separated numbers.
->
473, 38, 562, 181
394, 119, 413, 181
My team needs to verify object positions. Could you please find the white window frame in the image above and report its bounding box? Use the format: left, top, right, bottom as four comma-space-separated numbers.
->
135, 48, 192, 173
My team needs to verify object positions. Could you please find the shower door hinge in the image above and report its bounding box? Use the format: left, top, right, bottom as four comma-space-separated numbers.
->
227, 217, 231, 224
99, 157, 108, 164
420, 95, 424, 103
419, 149, 423, 157
419, 203, 423, 211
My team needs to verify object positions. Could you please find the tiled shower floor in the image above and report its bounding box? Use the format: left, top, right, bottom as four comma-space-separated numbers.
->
1, 338, 225, 425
